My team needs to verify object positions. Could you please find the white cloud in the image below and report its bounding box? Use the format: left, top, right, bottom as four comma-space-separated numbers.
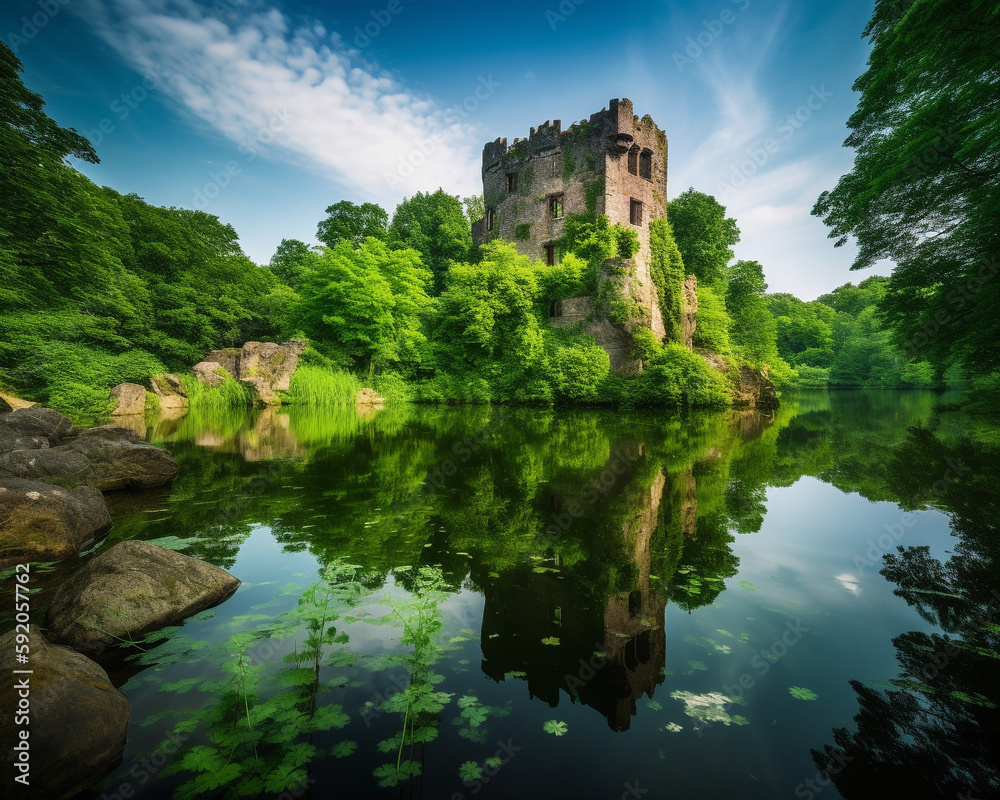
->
74, 0, 483, 208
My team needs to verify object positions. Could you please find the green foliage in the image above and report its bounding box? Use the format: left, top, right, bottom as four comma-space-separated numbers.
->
558, 213, 635, 292
46, 382, 113, 425
316, 200, 388, 248
388, 189, 471, 295
692, 286, 731, 355
514, 223, 531, 241
788, 686, 818, 701
280, 365, 361, 409
623, 344, 730, 408
631, 328, 664, 363
462, 195, 485, 224
648, 218, 686, 342
267, 239, 319, 291
550, 341, 611, 403
669, 189, 740, 293
373, 565, 454, 788
295, 239, 432, 375
535, 253, 587, 302
179, 373, 257, 411
585, 177, 605, 213
543, 720, 568, 736
726, 260, 785, 370
135, 560, 371, 800
813, 0, 1000, 377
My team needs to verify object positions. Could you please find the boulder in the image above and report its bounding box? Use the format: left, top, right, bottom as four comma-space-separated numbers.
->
0, 479, 112, 567
44, 540, 240, 656
150, 373, 188, 410
732, 365, 780, 411
240, 375, 280, 406
356, 388, 386, 407
0, 428, 177, 491
0, 630, 129, 799
204, 347, 241, 378
239, 341, 306, 392
199, 341, 306, 405
193, 360, 230, 387
109, 383, 146, 416
0, 433, 49, 453
0, 406, 73, 442
0, 395, 11, 414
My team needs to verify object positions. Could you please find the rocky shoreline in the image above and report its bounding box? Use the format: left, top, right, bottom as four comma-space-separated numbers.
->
0, 404, 240, 799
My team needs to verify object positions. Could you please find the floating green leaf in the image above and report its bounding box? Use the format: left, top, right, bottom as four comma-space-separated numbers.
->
738, 580, 758, 591
543, 719, 568, 736
788, 686, 818, 701
459, 761, 483, 781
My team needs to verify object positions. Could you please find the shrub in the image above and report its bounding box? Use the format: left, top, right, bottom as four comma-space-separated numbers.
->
631, 328, 664, 362
625, 343, 730, 408
551, 343, 611, 403
47, 382, 114, 425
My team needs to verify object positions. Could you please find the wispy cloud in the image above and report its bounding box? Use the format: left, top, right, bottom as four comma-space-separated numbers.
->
74, 0, 482, 206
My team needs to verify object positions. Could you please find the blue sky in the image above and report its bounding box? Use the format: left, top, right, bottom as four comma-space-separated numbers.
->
3, 0, 886, 299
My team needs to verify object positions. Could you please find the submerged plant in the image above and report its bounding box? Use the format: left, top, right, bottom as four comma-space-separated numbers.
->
130, 559, 373, 799
371, 565, 454, 788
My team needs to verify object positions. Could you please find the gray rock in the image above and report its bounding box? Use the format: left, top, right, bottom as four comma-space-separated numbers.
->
0, 630, 129, 799
0, 428, 177, 491
0, 479, 111, 567
109, 383, 146, 416
193, 360, 230, 387
150, 373, 188, 410
0, 434, 50, 453
44, 540, 240, 656
0, 407, 73, 442
0, 395, 12, 414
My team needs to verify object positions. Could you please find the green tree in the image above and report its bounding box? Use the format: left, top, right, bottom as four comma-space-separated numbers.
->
726, 260, 783, 368
813, 0, 1000, 377
316, 201, 389, 248
267, 238, 319, 291
668, 189, 740, 293
296, 239, 432, 374
388, 190, 472, 295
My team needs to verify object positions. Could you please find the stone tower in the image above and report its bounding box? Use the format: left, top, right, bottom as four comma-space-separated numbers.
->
472, 98, 672, 372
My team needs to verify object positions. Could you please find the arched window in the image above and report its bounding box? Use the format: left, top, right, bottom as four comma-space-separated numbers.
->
627, 146, 639, 175
486, 208, 496, 231
639, 149, 652, 180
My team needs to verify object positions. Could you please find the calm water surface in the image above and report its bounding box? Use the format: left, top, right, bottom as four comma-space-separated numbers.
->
14, 391, 1000, 799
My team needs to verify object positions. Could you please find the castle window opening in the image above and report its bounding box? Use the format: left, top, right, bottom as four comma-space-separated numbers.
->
544, 244, 559, 265
639, 150, 652, 180
627, 147, 639, 175
549, 194, 564, 219
506, 172, 518, 193
486, 208, 496, 231
630, 198, 643, 226
628, 590, 642, 617
549, 300, 563, 318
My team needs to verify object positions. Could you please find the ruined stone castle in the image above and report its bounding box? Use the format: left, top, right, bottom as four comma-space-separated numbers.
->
472, 98, 695, 374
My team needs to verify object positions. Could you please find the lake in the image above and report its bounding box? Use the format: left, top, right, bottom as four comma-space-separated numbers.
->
13, 390, 1000, 799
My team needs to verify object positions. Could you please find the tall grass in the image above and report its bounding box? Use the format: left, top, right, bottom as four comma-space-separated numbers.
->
281, 365, 361, 409
178, 373, 257, 412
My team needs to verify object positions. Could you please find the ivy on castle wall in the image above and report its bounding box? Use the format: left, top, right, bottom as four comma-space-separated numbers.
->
649, 217, 685, 344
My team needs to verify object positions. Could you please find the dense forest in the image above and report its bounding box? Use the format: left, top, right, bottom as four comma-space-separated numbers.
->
1, 4, 994, 423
